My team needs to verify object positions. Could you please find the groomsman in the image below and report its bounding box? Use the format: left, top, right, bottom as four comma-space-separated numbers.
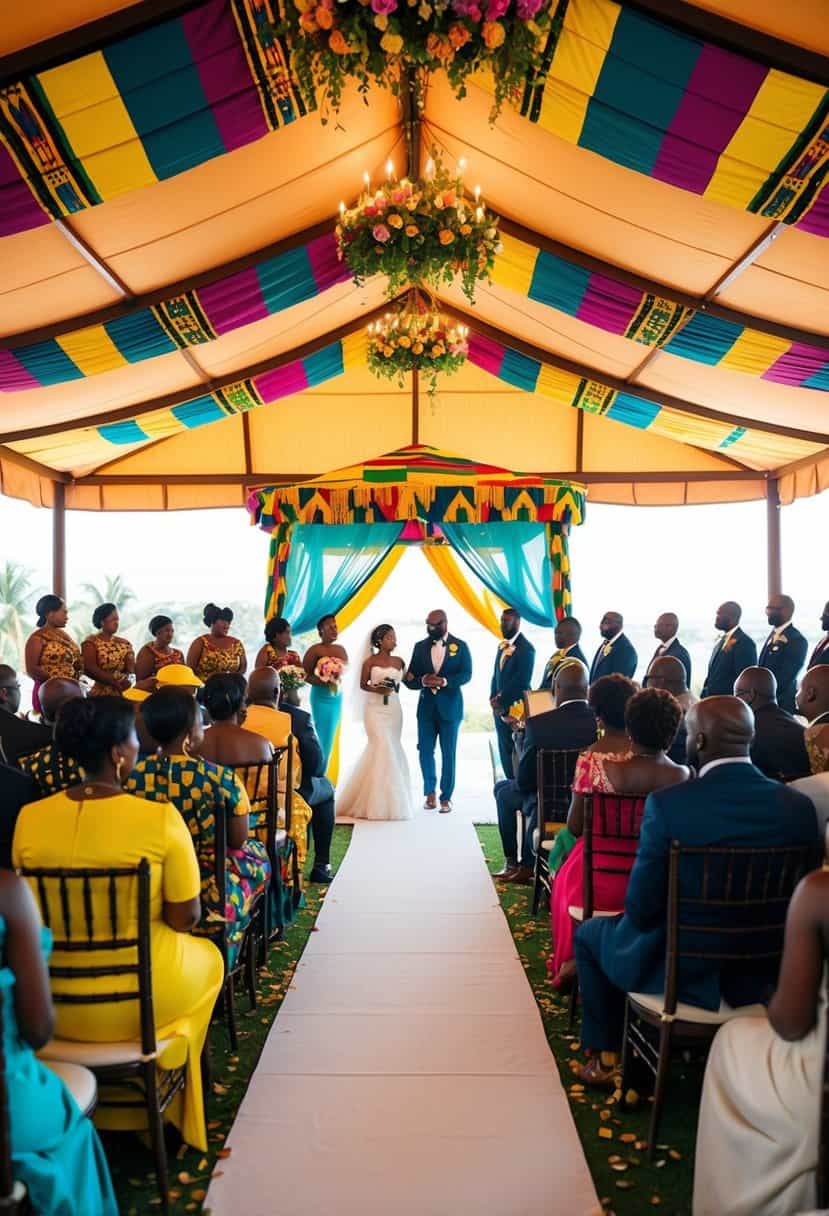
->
490, 608, 535, 778
539, 617, 588, 690
701, 601, 757, 698
589, 611, 638, 683
758, 594, 808, 713
808, 601, 829, 669
648, 612, 691, 687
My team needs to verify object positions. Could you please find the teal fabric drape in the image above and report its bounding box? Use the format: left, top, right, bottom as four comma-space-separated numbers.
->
442, 522, 554, 627
283, 523, 404, 634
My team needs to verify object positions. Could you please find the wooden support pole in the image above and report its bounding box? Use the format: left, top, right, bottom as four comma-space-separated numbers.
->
52, 481, 67, 599
411, 369, 420, 445
766, 476, 782, 599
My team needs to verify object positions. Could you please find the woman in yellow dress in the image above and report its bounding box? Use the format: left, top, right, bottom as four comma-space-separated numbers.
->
187, 604, 246, 682
82, 603, 135, 697
13, 697, 223, 1153
24, 595, 83, 715
134, 614, 185, 682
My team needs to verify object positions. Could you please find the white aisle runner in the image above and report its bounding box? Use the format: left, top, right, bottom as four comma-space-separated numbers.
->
205, 815, 599, 1216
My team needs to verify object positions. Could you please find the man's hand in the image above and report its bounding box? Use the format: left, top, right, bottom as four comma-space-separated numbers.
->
489, 694, 501, 709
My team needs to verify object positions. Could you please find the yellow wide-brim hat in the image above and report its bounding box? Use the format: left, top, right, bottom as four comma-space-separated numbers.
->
156, 664, 204, 688
123, 687, 150, 702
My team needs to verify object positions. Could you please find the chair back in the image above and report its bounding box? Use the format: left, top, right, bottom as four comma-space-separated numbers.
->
535, 748, 581, 829
206, 804, 230, 969
582, 793, 647, 919
230, 747, 291, 871
20, 861, 156, 1058
663, 841, 822, 1017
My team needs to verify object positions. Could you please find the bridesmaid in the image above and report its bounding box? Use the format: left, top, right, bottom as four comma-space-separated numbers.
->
24, 595, 83, 715
254, 617, 302, 672
135, 614, 184, 681
187, 604, 247, 682
303, 614, 348, 771
82, 604, 135, 697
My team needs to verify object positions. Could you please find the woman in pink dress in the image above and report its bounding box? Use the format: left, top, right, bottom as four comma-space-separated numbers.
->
549, 685, 690, 989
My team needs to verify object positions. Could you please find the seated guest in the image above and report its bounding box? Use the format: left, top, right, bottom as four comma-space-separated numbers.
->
549, 688, 690, 989
807, 600, 829, 669
0, 869, 117, 1215
538, 617, 588, 691
81, 603, 135, 697
644, 655, 693, 763
758, 593, 808, 714
648, 612, 692, 687
589, 611, 638, 682
493, 662, 598, 885
19, 679, 85, 796
199, 674, 271, 768
187, 604, 246, 682
701, 601, 757, 698
254, 617, 302, 672
278, 684, 337, 885
24, 595, 83, 716
0, 761, 35, 868
134, 614, 184, 682
734, 666, 810, 781
0, 663, 50, 764
797, 665, 829, 774
13, 697, 223, 1152
574, 696, 818, 1088
126, 688, 269, 969
693, 866, 828, 1215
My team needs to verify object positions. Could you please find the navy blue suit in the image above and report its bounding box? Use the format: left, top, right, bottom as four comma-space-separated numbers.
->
589, 634, 638, 683
701, 628, 757, 698
575, 762, 819, 1051
491, 633, 535, 777
758, 624, 809, 713
405, 635, 472, 801
280, 701, 335, 867
808, 636, 829, 669
646, 639, 691, 687
538, 645, 588, 691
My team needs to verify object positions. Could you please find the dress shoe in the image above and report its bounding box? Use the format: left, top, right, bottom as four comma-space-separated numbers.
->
578, 1053, 620, 1090
500, 865, 533, 885
308, 864, 334, 884
424, 792, 437, 810
439, 800, 452, 814
493, 862, 519, 879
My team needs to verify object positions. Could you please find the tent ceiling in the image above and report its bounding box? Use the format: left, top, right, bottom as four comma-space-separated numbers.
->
0, 0, 827, 512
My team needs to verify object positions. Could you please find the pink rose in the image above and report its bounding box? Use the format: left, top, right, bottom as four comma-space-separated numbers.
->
371, 0, 397, 12
516, 0, 543, 16
485, 0, 509, 19
451, 0, 482, 18
391, 187, 410, 205
372, 224, 391, 242
364, 204, 379, 216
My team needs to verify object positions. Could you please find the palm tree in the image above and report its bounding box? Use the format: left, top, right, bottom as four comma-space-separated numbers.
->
0, 560, 37, 667
80, 574, 137, 609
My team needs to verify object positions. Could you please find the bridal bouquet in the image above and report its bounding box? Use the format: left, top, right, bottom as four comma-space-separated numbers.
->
278, 664, 306, 693
375, 675, 400, 706
315, 656, 346, 694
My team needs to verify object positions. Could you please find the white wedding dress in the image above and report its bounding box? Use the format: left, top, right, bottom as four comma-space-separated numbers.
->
337, 665, 414, 821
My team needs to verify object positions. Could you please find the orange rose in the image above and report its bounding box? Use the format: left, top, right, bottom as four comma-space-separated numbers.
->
329, 28, 353, 52
459, 223, 471, 234
387, 212, 404, 228
299, 10, 319, 31
482, 20, 506, 47
448, 22, 471, 48
316, 5, 334, 27
440, 190, 456, 208
374, 12, 388, 29
426, 32, 454, 63
405, 224, 419, 237
380, 31, 404, 53
438, 229, 455, 245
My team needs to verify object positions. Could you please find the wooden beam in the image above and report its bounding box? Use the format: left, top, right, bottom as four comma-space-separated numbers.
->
773, 445, 829, 478
242, 412, 253, 477
52, 481, 66, 599
72, 468, 764, 487
575, 410, 584, 473
54, 219, 132, 300
411, 369, 420, 444
703, 222, 787, 303
0, 445, 69, 482
766, 476, 782, 598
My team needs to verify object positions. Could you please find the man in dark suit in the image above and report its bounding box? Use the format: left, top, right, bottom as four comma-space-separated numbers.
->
588, 612, 638, 683
808, 601, 829, 670
645, 655, 691, 764
0, 762, 36, 869
490, 608, 535, 778
404, 609, 472, 813
647, 613, 691, 687
0, 665, 50, 765
573, 696, 818, 1086
701, 601, 757, 698
734, 666, 810, 782
493, 662, 597, 883
279, 688, 336, 884
538, 616, 588, 690
758, 594, 809, 713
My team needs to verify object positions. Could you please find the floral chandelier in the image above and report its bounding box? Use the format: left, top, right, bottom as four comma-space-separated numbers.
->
367, 293, 469, 394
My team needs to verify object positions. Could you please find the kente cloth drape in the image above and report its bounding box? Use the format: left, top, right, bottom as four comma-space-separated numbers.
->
440, 522, 555, 627
420, 545, 505, 637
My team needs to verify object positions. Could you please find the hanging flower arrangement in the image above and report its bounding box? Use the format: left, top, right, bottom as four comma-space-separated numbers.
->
285, 0, 554, 119
336, 154, 500, 302
367, 296, 469, 395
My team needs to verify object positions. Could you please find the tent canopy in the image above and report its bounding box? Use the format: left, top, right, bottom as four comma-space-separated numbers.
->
1, 0, 828, 511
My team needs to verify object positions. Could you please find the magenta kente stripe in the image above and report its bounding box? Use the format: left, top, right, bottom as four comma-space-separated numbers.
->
306, 232, 350, 292
0, 348, 41, 391
468, 330, 505, 375
762, 342, 829, 387
181, 0, 268, 153
198, 266, 269, 335
0, 143, 49, 238
652, 47, 767, 194
254, 361, 310, 401
576, 272, 641, 336
797, 181, 829, 238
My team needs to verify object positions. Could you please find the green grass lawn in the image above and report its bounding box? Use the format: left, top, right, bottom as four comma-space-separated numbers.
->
475, 825, 702, 1216
105, 825, 353, 1215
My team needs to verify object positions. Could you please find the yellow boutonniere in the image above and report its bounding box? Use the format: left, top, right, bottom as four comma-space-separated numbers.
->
448, 643, 459, 656
508, 701, 524, 721
602, 642, 612, 657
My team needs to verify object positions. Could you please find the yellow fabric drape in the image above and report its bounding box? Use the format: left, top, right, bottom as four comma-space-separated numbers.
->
421, 545, 506, 637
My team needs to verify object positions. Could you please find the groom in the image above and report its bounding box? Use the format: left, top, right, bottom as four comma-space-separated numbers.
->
405, 609, 472, 813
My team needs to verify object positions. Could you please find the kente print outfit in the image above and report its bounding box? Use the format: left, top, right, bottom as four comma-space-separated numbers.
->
194, 637, 245, 681
146, 645, 185, 675
260, 645, 302, 671
85, 635, 135, 697
31, 630, 83, 713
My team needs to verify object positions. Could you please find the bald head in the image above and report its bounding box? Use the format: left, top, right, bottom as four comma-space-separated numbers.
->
646, 655, 687, 695
654, 613, 679, 643
247, 667, 279, 707
715, 601, 742, 632
600, 611, 623, 640
554, 659, 588, 705
0, 665, 20, 715
686, 695, 754, 769
39, 677, 83, 725
797, 665, 829, 722
734, 665, 777, 709
766, 593, 795, 628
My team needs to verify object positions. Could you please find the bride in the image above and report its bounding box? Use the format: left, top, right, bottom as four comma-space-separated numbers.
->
337, 624, 414, 821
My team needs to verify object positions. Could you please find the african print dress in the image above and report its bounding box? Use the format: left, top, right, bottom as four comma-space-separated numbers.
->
146, 645, 185, 675
31, 630, 83, 714
19, 744, 83, 797
259, 645, 302, 671
126, 755, 270, 967
84, 635, 135, 697
194, 637, 246, 681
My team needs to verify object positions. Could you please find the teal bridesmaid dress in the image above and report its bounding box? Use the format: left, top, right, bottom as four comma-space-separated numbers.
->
309, 683, 342, 770
0, 919, 118, 1215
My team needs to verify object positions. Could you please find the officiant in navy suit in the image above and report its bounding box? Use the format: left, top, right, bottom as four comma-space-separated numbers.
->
404, 609, 472, 813
490, 608, 535, 777
758, 593, 809, 714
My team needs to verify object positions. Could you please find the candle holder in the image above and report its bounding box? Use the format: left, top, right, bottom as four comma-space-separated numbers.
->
367, 291, 470, 395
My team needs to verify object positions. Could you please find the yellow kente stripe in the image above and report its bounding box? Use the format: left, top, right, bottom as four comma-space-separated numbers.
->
535, 363, 582, 406
38, 51, 156, 200
57, 326, 127, 378
492, 232, 538, 296
719, 329, 789, 378
342, 330, 367, 369
138, 411, 188, 440
705, 71, 827, 211
539, 0, 621, 143
650, 409, 734, 449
